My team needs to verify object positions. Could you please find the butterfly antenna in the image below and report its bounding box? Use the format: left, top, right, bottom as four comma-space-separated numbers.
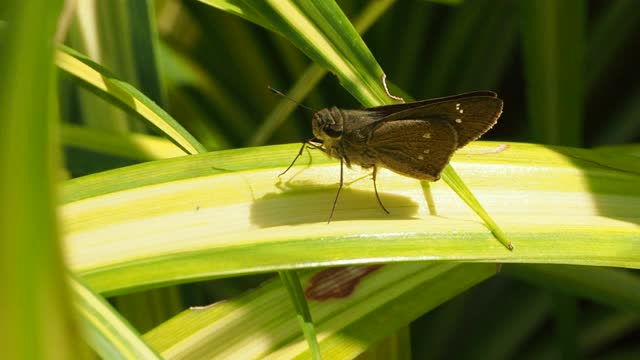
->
267, 86, 316, 112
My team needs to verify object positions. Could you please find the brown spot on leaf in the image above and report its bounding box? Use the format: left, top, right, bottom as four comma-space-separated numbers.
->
305, 265, 384, 301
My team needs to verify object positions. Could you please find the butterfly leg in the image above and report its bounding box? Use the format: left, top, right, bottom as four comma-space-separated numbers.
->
328, 157, 344, 223
372, 166, 390, 214
279, 142, 306, 176
280, 138, 322, 176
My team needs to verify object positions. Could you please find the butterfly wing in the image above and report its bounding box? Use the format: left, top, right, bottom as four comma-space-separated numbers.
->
342, 92, 499, 131
335, 92, 502, 179
382, 96, 502, 149
365, 119, 458, 180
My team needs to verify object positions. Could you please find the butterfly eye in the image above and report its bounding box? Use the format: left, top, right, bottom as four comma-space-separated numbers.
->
323, 126, 343, 138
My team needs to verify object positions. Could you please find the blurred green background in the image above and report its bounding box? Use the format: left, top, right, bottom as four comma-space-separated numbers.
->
62, 0, 640, 176
2, 0, 639, 358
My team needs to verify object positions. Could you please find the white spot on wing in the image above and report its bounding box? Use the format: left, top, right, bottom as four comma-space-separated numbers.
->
459, 109, 464, 114
423, 149, 430, 154
455, 118, 462, 123
418, 155, 424, 160
422, 132, 431, 139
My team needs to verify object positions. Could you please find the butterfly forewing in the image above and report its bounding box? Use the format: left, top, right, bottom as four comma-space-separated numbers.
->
382, 96, 502, 149
446, 97, 502, 148
366, 119, 458, 180
366, 91, 497, 118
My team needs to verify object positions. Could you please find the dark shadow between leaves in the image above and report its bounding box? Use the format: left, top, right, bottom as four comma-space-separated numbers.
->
250, 179, 419, 228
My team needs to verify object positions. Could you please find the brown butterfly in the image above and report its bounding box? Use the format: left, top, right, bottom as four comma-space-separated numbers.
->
282, 91, 503, 221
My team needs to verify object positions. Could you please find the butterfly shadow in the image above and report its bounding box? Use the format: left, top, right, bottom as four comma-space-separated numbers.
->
249, 178, 420, 228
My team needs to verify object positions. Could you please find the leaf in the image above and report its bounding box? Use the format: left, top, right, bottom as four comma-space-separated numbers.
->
60, 142, 640, 296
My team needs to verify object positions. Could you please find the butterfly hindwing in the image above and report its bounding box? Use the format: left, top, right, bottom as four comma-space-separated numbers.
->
365, 119, 458, 180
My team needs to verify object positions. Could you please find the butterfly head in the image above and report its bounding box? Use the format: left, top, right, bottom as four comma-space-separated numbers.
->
312, 107, 344, 141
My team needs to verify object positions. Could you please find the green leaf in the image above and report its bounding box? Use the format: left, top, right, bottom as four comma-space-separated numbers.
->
56, 46, 206, 155
279, 271, 322, 359
0, 1, 80, 358
204, 1, 391, 106
60, 142, 639, 296
62, 125, 185, 161
519, 0, 586, 146
442, 164, 513, 250
144, 263, 494, 359
72, 274, 162, 359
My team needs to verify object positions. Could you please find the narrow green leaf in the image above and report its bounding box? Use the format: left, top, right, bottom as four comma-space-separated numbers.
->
62, 125, 185, 161
280, 271, 322, 359
72, 275, 162, 359
197, 0, 276, 32
127, 0, 167, 107
0, 1, 80, 358
442, 165, 513, 250
56, 46, 206, 155
519, 0, 586, 146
